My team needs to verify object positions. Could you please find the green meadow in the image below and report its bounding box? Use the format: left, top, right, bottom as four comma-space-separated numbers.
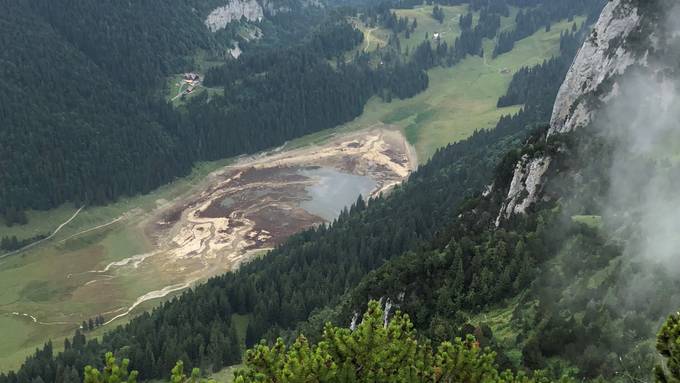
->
345, 17, 584, 159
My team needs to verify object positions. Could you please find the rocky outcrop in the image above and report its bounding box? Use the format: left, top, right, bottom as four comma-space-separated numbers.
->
549, 0, 642, 136
228, 42, 242, 59
204, 0, 264, 32
495, 156, 551, 226
496, 0, 645, 225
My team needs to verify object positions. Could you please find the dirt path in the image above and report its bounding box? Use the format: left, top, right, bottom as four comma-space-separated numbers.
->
483, 53, 496, 69
103, 282, 192, 325
9, 312, 76, 326
1, 206, 84, 258
90, 251, 161, 273
59, 215, 124, 244
171, 83, 187, 101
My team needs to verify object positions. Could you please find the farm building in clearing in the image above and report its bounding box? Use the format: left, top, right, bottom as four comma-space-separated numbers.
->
183, 72, 199, 81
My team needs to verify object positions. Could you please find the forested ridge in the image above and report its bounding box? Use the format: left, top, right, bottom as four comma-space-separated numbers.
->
340, 120, 680, 381
492, 0, 605, 57
0, 4, 593, 380
0, 0, 186, 210
74, 310, 680, 382
181, 17, 428, 162
1, 0, 600, 222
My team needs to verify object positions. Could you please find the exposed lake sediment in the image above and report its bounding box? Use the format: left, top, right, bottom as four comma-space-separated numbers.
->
67, 125, 417, 324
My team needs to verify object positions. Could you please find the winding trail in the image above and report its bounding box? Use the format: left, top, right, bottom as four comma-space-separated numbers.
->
90, 251, 161, 273
58, 216, 124, 244
9, 312, 75, 326
171, 82, 187, 101
1, 206, 85, 259
103, 282, 191, 325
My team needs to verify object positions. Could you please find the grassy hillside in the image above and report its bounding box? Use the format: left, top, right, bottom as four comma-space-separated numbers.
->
394, 4, 468, 54
0, 159, 232, 370
345, 16, 584, 160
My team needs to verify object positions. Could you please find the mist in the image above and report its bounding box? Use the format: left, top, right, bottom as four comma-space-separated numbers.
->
603, 74, 680, 266
594, 3, 680, 317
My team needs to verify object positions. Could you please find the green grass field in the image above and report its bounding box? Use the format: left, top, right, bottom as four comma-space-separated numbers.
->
348, 4, 468, 60
0, 159, 234, 370
0, 159, 233, 243
0, 14, 585, 373
163, 49, 227, 106
469, 295, 529, 367
165, 75, 222, 107
342, 17, 584, 160
572, 214, 603, 229
394, 4, 468, 54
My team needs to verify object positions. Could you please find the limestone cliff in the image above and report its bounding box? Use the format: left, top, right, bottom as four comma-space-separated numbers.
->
204, 0, 264, 32
549, 0, 642, 136
496, 0, 649, 225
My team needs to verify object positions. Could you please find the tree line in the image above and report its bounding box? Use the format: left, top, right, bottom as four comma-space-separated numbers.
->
78, 308, 680, 382
498, 24, 587, 109
493, 0, 606, 57
0, 234, 46, 253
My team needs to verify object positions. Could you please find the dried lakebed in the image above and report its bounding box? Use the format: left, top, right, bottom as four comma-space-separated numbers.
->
143, 126, 416, 278
0, 127, 416, 368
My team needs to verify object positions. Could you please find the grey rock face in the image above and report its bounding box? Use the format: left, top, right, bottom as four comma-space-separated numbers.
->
496, 156, 552, 226
549, 0, 642, 136
204, 0, 264, 32
496, 0, 643, 225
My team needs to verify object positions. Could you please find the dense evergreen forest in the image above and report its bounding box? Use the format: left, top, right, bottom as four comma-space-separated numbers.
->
0, 5, 592, 379
0, 1, 426, 221
341, 116, 680, 380
333, 1, 679, 381
183, 18, 427, 162
83, 302, 569, 383
497, 24, 586, 110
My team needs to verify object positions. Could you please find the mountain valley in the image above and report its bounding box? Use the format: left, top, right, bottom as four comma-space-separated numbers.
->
5, 0, 680, 382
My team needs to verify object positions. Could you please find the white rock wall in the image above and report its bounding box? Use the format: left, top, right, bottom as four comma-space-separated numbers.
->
205, 0, 264, 32
549, 0, 641, 136
496, 0, 643, 225
495, 156, 551, 226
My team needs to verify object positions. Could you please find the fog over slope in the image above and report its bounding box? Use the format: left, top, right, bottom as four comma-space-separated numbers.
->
597, 3, 680, 314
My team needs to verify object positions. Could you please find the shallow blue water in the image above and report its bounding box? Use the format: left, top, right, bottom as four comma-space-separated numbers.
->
298, 167, 376, 221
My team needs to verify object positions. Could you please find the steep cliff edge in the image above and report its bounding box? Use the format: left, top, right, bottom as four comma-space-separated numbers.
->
204, 0, 319, 33
496, 0, 650, 225
549, 0, 642, 136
